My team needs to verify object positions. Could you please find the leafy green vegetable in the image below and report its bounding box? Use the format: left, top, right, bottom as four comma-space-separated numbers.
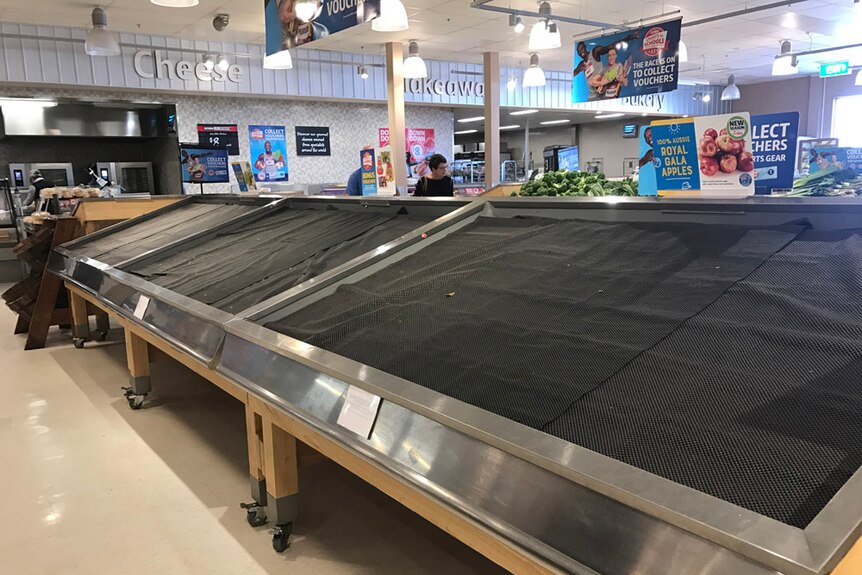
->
515, 170, 639, 198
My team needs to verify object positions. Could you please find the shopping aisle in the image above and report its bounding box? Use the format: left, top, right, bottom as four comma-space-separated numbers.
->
0, 300, 507, 575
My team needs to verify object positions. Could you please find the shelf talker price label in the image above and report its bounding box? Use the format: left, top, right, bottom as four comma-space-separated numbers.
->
337, 385, 382, 440
133, 295, 150, 320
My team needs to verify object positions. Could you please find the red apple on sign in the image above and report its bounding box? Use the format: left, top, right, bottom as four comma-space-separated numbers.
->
716, 134, 734, 153
720, 153, 738, 173
738, 151, 755, 172
704, 128, 718, 140
700, 156, 719, 176
699, 136, 718, 157
720, 128, 728, 136
729, 138, 745, 155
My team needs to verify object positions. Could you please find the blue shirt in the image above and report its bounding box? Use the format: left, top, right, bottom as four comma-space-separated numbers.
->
346, 168, 363, 196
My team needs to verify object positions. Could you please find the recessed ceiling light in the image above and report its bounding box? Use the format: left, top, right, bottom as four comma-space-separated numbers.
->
510, 109, 539, 116
150, 0, 199, 6
595, 113, 625, 119
454, 129, 478, 135
540, 119, 570, 125
457, 116, 485, 123
500, 124, 521, 130
781, 12, 798, 28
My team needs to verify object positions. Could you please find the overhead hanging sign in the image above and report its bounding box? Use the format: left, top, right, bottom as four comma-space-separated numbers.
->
819, 61, 851, 78
572, 18, 681, 104
750, 112, 799, 195
179, 145, 230, 184
264, 0, 381, 54
379, 128, 436, 178
197, 124, 240, 156
249, 125, 289, 182
651, 112, 754, 197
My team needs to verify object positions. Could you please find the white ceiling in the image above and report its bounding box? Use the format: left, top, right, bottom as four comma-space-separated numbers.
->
1, 0, 861, 85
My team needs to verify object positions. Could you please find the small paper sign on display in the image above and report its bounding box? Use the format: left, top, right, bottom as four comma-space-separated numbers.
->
572, 18, 681, 104
231, 161, 257, 192
751, 112, 799, 195
336, 385, 382, 440
179, 145, 230, 184
134, 295, 150, 320
197, 124, 240, 156
360, 148, 378, 196
651, 113, 755, 197
295, 126, 331, 156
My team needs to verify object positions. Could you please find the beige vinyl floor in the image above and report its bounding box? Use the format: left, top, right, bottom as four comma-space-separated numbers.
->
0, 298, 508, 574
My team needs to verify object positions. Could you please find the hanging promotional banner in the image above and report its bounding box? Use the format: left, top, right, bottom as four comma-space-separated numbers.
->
179, 145, 230, 184
378, 127, 436, 178
651, 113, 754, 197
573, 18, 681, 103
264, 0, 381, 54
249, 125, 289, 182
750, 112, 799, 195
808, 147, 862, 175
360, 148, 378, 196
637, 126, 657, 195
197, 124, 240, 156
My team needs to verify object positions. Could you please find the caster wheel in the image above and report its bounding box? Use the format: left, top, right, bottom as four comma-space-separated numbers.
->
73, 338, 85, 349
128, 396, 145, 410
240, 503, 268, 528
271, 523, 292, 553
96, 331, 108, 342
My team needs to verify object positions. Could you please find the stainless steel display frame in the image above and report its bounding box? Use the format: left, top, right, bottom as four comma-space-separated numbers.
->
219, 196, 862, 575
51, 195, 477, 367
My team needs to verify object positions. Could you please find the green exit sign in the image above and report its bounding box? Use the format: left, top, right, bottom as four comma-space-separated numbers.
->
820, 61, 851, 78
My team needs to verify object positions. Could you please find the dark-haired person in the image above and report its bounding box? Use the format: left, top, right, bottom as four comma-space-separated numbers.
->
413, 154, 454, 197
638, 127, 654, 168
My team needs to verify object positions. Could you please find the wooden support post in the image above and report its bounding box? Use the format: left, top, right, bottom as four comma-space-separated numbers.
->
386, 41, 407, 195
68, 288, 90, 342
123, 327, 151, 396
245, 404, 267, 505
262, 409, 300, 526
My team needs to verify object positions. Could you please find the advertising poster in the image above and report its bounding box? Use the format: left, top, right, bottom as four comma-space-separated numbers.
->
809, 147, 862, 175
751, 112, 799, 195
573, 18, 681, 103
379, 128, 436, 178
376, 147, 396, 196
249, 125, 289, 182
652, 113, 754, 197
197, 124, 240, 156
360, 148, 378, 196
179, 146, 230, 184
295, 126, 331, 156
637, 126, 657, 196
231, 161, 257, 192
264, 0, 380, 54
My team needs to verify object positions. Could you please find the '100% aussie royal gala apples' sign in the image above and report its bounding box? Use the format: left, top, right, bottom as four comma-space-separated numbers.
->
651, 113, 754, 197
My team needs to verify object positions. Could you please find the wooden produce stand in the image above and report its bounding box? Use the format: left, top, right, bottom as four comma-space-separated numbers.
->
2, 197, 182, 349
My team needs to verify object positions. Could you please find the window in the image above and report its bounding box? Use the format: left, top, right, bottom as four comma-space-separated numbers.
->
832, 95, 862, 147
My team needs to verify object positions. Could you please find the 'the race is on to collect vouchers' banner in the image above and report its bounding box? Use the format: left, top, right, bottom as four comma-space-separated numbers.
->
572, 18, 681, 103
264, 0, 381, 53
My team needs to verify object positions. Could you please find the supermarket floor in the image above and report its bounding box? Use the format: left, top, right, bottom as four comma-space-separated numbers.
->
0, 298, 507, 575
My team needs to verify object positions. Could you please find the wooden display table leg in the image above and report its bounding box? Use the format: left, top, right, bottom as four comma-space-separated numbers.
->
14, 315, 29, 335
94, 309, 110, 339
241, 404, 269, 527
122, 326, 151, 410
69, 288, 90, 347
247, 396, 299, 552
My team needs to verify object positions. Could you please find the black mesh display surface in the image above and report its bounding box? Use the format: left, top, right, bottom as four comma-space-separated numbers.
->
268, 217, 800, 433
127, 209, 432, 313
79, 202, 258, 265
546, 229, 862, 528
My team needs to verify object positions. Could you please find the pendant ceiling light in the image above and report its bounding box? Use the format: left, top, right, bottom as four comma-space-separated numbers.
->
203, 54, 215, 71
523, 53, 546, 87
528, 2, 560, 50
678, 40, 688, 63
509, 14, 525, 33
150, 0, 199, 6
295, 0, 322, 22
372, 0, 409, 32
217, 55, 230, 71
772, 40, 798, 75
358, 65, 369, 79
402, 40, 427, 79
721, 74, 741, 101
85, 7, 121, 57
264, 50, 293, 70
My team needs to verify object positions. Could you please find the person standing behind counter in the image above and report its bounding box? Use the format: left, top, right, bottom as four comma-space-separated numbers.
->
413, 154, 454, 197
